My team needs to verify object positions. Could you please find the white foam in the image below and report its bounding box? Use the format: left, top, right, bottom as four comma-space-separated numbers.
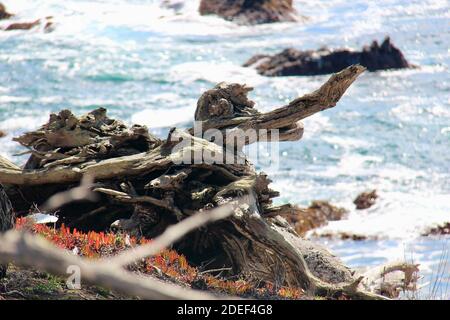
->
168, 61, 265, 86
0, 96, 31, 103
313, 191, 450, 240
0, 115, 47, 131
131, 105, 194, 128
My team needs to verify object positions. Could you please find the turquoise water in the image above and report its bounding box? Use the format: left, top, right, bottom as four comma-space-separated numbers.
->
1, 0, 449, 298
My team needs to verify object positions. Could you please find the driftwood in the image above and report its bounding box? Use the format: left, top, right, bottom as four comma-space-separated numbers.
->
361, 262, 420, 298
0, 65, 388, 299
0, 184, 14, 277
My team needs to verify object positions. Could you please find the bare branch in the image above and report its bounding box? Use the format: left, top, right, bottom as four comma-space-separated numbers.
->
0, 231, 223, 300
108, 199, 238, 267
43, 174, 98, 211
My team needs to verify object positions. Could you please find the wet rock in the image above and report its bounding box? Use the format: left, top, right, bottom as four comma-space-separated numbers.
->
3, 16, 54, 32
318, 232, 370, 241
4, 20, 40, 31
0, 130, 5, 138
161, 0, 185, 12
354, 190, 378, 210
199, 0, 298, 25
0, 3, 13, 20
278, 201, 348, 236
423, 222, 450, 236
244, 37, 411, 76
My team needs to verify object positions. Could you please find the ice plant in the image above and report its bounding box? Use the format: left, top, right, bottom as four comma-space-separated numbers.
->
15, 217, 303, 299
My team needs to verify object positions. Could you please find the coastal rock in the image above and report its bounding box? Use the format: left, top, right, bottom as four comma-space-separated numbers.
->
354, 190, 378, 210
161, 0, 185, 12
3, 16, 54, 32
199, 0, 298, 25
4, 20, 40, 31
0, 130, 5, 138
0, 3, 13, 20
244, 37, 411, 76
361, 262, 419, 298
423, 222, 450, 236
274, 201, 348, 236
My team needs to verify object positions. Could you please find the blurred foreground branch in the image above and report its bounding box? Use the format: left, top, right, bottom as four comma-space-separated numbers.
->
0, 203, 237, 300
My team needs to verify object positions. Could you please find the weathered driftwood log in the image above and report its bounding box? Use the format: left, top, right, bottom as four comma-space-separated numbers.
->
245, 37, 411, 76
199, 0, 298, 25
361, 261, 419, 298
0, 65, 385, 299
0, 184, 14, 278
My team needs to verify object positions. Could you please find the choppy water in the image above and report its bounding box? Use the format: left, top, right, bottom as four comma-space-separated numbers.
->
1, 0, 449, 298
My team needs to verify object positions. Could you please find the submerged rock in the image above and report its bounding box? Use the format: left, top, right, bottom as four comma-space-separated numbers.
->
0, 3, 13, 20
277, 201, 348, 236
199, 0, 298, 25
161, 0, 185, 12
4, 19, 40, 31
244, 37, 411, 76
354, 190, 378, 210
3, 16, 54, 32
423, 222, 450, 236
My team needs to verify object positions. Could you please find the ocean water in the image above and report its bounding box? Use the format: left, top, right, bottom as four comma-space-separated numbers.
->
0, 0, 449, 298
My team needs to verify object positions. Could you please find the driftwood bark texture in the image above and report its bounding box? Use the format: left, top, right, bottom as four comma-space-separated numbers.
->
0, 184, 14, 277
0, 65, 386, 299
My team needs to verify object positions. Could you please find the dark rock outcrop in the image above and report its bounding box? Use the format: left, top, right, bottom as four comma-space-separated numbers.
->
423, 222, 450, 236
199, 0, 298, 25
245, 37, 411, 76
4, 19, 40, 31
3, 16, 54, 32
0, 130, 5, 139
354, 190, 378, 210
276, 201, 348, 236
161, 0, 185, 12
0, 3, 13, 20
